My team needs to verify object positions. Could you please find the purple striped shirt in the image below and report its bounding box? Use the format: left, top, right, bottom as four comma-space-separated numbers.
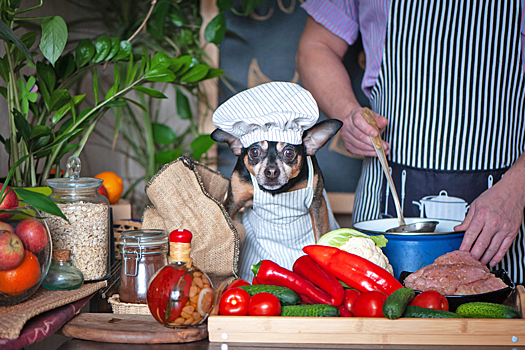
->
302, 0, 525, 98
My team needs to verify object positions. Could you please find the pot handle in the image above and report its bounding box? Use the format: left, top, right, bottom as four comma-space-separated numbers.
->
412, 201, 424, 218
438, 190, 449, 197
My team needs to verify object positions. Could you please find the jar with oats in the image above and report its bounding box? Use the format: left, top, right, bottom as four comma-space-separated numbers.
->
45, 156, 110, 282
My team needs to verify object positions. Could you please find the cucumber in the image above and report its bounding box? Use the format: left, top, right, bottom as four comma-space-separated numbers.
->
239, 285, 300, 306
403, 305, 462, 318
383, 287, 416, 320
281, 304, 340, 317
455, 302, 519, 319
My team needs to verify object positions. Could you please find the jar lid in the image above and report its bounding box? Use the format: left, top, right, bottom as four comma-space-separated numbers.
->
46, 156, 103, 190
119, 229, 168, 247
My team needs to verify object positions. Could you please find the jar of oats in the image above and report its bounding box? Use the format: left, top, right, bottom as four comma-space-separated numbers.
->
45, 156, 110, 282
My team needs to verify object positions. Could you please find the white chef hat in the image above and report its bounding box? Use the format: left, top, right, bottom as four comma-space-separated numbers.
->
212, 82, 319, 147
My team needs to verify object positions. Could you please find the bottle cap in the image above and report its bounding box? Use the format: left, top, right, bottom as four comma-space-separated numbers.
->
169, 229, 192, 244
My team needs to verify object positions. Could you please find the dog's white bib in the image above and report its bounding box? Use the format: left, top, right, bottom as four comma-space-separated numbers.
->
238, 156, 339, 280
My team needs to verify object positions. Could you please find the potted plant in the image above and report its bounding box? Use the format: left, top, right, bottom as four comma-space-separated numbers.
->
0, 0, 223, 217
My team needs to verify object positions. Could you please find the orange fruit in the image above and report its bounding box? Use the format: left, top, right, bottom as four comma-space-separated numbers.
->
0, 250, 41, 296
94, 171, 124, 205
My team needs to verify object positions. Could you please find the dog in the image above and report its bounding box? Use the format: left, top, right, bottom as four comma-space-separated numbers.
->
211, 119, 343, 241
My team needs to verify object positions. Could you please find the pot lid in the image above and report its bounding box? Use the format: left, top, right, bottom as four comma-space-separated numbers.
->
422, 190, 466, 203
353, 218, 464, 236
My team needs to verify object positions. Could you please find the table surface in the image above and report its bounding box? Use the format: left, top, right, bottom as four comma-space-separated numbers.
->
57, 338, 525, 350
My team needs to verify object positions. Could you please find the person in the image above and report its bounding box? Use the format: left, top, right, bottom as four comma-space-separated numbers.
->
296, 0, 525, 284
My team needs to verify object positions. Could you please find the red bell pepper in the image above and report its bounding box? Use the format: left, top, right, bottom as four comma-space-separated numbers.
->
293, 255, 345, 306
252, 260, 334, 305
303, 245, 402, 295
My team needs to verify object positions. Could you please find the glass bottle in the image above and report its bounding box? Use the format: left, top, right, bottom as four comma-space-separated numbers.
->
42, 249, 84, 290
46, 156, 111, 282
147, 229, 215, 328
118, 229, 168, 304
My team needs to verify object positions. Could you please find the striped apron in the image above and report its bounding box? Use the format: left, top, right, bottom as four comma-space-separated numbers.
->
239, 156, 339, 280
353, 0, 525, 283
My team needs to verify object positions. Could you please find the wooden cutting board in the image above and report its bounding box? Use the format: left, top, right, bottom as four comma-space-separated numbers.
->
60, 313, 207, 344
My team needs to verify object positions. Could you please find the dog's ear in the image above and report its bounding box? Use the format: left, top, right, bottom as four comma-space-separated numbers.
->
303, 119, 343, 156
211, 129, 243, 156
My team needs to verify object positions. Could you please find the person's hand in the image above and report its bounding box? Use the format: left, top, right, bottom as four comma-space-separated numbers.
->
457, 179, 525, 266
340, 106, 389, 157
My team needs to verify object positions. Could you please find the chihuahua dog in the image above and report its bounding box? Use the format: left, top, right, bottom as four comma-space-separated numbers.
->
211, 119, 343, 240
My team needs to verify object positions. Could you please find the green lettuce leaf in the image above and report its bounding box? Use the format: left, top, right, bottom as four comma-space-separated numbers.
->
317, 228, 388, 248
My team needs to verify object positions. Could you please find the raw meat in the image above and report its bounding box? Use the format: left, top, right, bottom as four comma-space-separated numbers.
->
404, 250, 508, 295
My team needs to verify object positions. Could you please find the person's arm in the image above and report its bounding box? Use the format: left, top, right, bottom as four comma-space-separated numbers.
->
296, 16, 389, 157
458, 152, 525, 266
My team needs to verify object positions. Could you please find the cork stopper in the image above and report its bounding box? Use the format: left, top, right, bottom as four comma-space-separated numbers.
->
169, 229, 192, 265
53, 249, 71, 261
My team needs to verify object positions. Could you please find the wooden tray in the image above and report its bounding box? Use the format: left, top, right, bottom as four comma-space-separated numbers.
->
60, 313, 207, 344
208, 285, 525, 346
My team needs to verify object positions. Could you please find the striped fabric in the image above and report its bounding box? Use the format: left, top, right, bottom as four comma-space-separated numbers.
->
302, 0, 525, 98
212, 82, 319, 147
238, 157, 340, 280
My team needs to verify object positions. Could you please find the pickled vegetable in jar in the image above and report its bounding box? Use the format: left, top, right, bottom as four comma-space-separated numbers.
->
118, 229, 168, 304
146, 229, 215, 328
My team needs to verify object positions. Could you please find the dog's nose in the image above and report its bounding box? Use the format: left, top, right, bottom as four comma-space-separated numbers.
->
265, 167, 280, 179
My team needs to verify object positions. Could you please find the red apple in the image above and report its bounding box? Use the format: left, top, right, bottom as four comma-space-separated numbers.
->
0, 231, 25, 270
0, 183, 19, 221
0, 221, 15, 234
97, 184, 109, 200
15, 218, 49, 253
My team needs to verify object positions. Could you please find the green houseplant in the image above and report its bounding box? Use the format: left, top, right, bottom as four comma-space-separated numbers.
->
0, 0, 223, 217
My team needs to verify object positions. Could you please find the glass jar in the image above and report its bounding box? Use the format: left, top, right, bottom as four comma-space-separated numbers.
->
118, 229, 168, 304
45, 156, 110, 282
147, 229, 215, 328
42, 249, 84, 290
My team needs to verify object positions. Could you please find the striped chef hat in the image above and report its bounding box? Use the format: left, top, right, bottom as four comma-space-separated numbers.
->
212, 82, 319, 147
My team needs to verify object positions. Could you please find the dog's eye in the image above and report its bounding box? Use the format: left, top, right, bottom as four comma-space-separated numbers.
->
249, 148, 259, 157
283, 149, 295, 158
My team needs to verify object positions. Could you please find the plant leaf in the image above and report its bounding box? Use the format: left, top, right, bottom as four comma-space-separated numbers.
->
114, 41, 132, 60
176, 89, 192, 120
13, 109, 31, 146
217, 0, 234, 11
14, 188, 68, 221
36, 61, 56, 93
152, 123, 177, 146
203, 68, 224, 80
169, 55, 192, 75
0, 86, 6, 99
133, 86, 167, 99
0, 18, 34, 64
40, 16, 68, 66
204, 13, 226, 45
154, 149, 182, 164
180, 64, 209, 83
55, 53, 75, 80
105, 37, 120, 61
30, 125, 52, 140
241, 0, 267, 16
92, 36, 111, 63
151, 52, 171, 70
13, 32, 38, 64
0, 56, 9, 83
49, 89, 71, 111
145, 68, 175, 82
191, 134, 215, 160
75, 38, 95, 68
52, 94, 85, 124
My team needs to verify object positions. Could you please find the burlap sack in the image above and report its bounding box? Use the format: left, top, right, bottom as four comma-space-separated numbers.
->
141, 156, 245, 288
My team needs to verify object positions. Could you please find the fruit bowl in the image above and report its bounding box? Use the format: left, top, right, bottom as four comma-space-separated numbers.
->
0, 206, 52, 306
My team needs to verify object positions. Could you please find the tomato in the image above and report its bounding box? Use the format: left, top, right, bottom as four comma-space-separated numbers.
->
352, 290, 388, 317
219, 288, 251, 316
226, 278, 250, 290
248, 293, 282, 316
343, 289, 361, 314
409, 291, 449, 311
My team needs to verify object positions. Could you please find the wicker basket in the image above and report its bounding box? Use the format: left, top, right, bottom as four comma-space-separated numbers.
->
108, 294, 150, 315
